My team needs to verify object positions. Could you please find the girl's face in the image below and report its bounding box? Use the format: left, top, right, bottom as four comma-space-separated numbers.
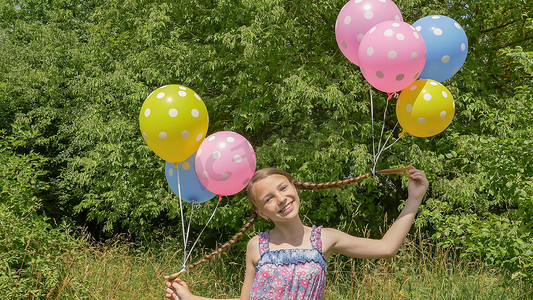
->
251, 174, 300, 222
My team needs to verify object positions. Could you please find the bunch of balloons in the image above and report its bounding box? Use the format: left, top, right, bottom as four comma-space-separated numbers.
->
335, 0, 468, 137
139, 84, 257, 203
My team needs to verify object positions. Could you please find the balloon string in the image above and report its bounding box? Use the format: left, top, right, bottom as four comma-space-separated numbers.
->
184, 199, 196, 266
182, 199, 221, 267
176, 163, 187, 269
370, 88, 376, 175
373, 121, 402, 171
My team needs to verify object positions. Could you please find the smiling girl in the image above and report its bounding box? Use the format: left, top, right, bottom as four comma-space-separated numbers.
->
165, 165, 428, 299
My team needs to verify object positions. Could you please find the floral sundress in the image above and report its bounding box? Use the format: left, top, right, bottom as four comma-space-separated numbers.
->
249, 225, 327, 300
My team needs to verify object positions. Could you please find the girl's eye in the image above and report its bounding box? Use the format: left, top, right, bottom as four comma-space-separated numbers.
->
280, 185, 287, 191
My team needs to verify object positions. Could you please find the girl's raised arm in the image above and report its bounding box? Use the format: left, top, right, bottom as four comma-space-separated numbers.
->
322, 166, 428, 259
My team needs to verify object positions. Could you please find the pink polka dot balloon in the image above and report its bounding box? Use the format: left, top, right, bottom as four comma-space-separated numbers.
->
358, 21, 427, 93
195, 131, 256, 196
335, 0, 403, 66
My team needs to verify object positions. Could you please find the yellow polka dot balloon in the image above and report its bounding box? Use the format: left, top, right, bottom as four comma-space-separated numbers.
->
396, 79, 455, 137
139, 85, 209, 163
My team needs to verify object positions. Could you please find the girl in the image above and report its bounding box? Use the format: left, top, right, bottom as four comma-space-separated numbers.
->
165, 165, 428, 299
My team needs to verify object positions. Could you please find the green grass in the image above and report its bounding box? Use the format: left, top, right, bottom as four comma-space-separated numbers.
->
45, 233, 531, 300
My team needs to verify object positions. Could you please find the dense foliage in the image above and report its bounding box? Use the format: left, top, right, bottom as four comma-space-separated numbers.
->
1, 0, 531, 294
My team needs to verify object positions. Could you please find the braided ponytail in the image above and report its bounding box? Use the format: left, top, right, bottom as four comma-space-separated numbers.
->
166, 212, 258, 281
165, 167, 408, 280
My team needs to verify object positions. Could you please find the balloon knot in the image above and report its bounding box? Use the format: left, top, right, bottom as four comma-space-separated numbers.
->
398, 131, 406, 138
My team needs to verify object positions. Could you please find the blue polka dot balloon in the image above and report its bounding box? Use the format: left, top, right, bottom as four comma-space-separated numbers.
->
413, 15, 468, 82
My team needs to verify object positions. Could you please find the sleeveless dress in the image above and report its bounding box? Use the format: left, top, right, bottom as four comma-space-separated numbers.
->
249, 225, 327, 300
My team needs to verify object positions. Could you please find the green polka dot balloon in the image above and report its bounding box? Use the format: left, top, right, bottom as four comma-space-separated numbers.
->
139, 85, 209, 163
396, 79, 455, 137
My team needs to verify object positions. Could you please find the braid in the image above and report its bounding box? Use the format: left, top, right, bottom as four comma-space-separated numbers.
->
165, 167, 409, 281
295, 167, 409, 191
166, 212, 258, 281
295, 173, 372, 190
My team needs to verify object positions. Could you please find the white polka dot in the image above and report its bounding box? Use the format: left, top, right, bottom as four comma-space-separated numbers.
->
392, 23, 400, 27
355, 0, 362, 3
179, 86, 186, 90
196, 133, 203, 141
442, 91, 448, 98
202, 171, 208, 179
453, 101, 455, 108
364, 11, 374, 19
178, 91, 187, 97
428, 129, 436, 135
433, 28, 443, 36
194, 93, 201, 100
213, 151, 221, 159
432, 16, 441, 19
441, 55, 450, 63
430, 81, 438, 86
191, 109, 199, 117
424, 94, 432, 101
461, 43, 466, 52
414, 32, 420, 39
234, 155, 242, 163
395, 15, 401, 21
227, 137, 235, 143
415, 26, 422, 31
341, 41, 347, 49
453, 67, 459, 73
243, 178, 250, 185
388, 50, 397, 59
144, 108, 151, 117
208, 136, 216, 141
335, 19, 338, 28
417, 118, 426, 124
396, 33, 405, 40
396, 74, 404, 81
410, 85, 417, 91
384, 29, 393, 36
181, 131, 189, 139
344, 16, 351, 25
219, 142, 227, 149
169, 108, 178, 117
221, 173, 229, 180
182, 162, 190, 170
440, 111, 447, 118
379, 0, 386, 2
142, 132, 148, 139
159, 132, 167, 140
357, 34, 364, 42
157, 92, 165, 99
367, 47, 374, 56
168, 168, 173, 177
455, 23, 461, 29
406, 104, 413, 112
376, 71, 384, 78
369, 26, 376, 34
411, 52, 418, 60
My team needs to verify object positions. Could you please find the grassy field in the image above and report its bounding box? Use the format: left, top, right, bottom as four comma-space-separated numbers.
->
47, 233, 531, 300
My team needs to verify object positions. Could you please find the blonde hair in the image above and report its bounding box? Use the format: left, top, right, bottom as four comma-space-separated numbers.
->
165, 167, 408, 280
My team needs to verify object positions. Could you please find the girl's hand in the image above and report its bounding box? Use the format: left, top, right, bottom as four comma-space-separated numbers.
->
165, 277, 194, 300
407, 165, 429, 203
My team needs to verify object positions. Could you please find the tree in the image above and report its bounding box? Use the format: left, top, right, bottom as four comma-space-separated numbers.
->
0, 0, 531, 277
